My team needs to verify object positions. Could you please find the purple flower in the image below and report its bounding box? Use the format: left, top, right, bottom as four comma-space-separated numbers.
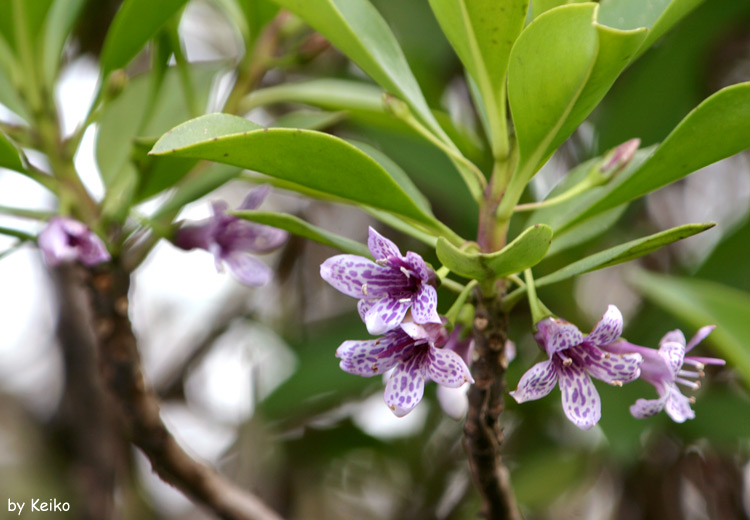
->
320, 227, 440, 335
38, 217, 110, 267
175, 186, 287, 286
601, 326, 725, 423
510, 305, 642, 430
336, 316, 474, 417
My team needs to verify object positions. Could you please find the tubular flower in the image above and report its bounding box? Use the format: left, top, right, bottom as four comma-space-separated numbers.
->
175, 186, 287, 287
601, 326, 724, 422
38, 217, 110, 267
320, 227, 440, 335
336, 317, 474, 417
510, 305, 642, 430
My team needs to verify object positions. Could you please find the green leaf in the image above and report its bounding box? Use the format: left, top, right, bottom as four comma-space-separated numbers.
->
272, 110, 347, 131
151, 113, 438, 227
99, 0, 190, 77
532, 0, 588, 18
232, 210, 371, 257
40, 0, 85, 86
269, 0, 449, 143
537, 222, 715, 287
436, 224, 552, 280
152, 163, 241, 220
232, 0, 279, 44
561, 83, 750, 232
0, 130, 26, 173
428, 0, 527, 157
631, 270, 750, 388
507, 4, 598, 179
598, 0, 703, 58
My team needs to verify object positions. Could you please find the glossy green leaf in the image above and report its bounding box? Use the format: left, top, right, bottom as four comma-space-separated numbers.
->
99, 0, 189, 77
151, 114, 437, 227
537, 222, 714, 287
598, 0, 703, 58
428, 0, 527, 156
436, 224, 552, 280
543, 23, 647, 159
40, 0, 85, 85
532, 0, 588, 18
232, 210, 371, 257
508, 4, 598, 178
269, 0, 449, 142
561, 83, 750, 232
631, 270, 750, 388
273, 110, 347, 131
0, 130, 26, 173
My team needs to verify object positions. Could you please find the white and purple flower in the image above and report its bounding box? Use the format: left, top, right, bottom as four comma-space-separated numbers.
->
510, 305, 642, 430
175, 186, 287, 287
601, 326, 724, 423
38, 217, 111, 267
336, 317, 474, 417
321, 227, 441, 335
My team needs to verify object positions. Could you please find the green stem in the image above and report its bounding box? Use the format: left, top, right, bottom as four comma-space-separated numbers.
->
523, 268, 552, 325
0, 205, 55, 220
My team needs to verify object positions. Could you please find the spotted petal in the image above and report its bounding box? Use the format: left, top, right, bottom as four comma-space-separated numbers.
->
686, 325, 716, 352
578, 344, 642, 385
368, 226, 401, 261
664, 384, 695, 423
586, 305, 623, 346
223, 251, 272, 286
536, 318, 584, 355
426, 347, 473, 388
363, 296, 411, 335
658, 341, 685, 376
384, 358, 426, 417
320, 255, 394, 298
510, 360, 558, 403
404, 251, 430, 281
336, 337, 403, 377
659, 329, 686, 348
630, 395, 667, 419
411, 284, 440, 326
558, 363, 601, 430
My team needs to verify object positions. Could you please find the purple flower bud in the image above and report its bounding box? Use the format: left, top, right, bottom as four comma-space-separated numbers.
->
175, 186, 287, 287
510, 305, 642, 430
38, 217, 111, 267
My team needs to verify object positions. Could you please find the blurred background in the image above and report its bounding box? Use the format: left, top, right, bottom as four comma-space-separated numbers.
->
1, 0, 749, 518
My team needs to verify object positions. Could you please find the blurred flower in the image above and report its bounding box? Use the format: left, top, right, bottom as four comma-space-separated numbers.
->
38, 217, 110, 267
336, 316, 473, 417
436, 326, 474, 420
601, 325, 724, 422
510, 305, 642, 430
175, 186, 287, 286
320, 227, 440, 335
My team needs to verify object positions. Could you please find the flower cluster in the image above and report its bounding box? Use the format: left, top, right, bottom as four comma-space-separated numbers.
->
511, 305, 724, 429
175, 186, 287, 287
321, 227, 472, 416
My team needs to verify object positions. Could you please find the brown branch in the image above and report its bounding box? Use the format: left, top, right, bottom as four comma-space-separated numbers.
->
464, 291, 522, 520
83, 263, 283, 520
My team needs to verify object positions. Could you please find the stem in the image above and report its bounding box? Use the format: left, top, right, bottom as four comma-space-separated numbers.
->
464, 290, 522, 520
84, 263, 282, 520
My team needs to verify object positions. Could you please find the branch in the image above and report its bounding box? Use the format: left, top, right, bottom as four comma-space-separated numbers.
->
83, 264, 282, 520
463, 291, 522, 520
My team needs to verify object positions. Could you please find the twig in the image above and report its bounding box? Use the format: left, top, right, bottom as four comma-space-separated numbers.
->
83, 263, 283, 520
463, 291, 522, 520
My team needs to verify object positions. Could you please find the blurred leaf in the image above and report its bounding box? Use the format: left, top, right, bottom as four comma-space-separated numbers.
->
96, 63, 220, 188
0, 37, 29, 121
513, 449, 589, 508
506, 4, 598, 191
99, 0, 189, 77
152, 163, 241, 220
562, 83, 750, 232
538, 222, 714, 287
0, 226, 35, 242
546, 204, 627, 256
232, 210, 371, 257
631, 270, 750, 388
151, 113, 439, 227
532, 0, 588, 18
598, 0, 703, 58
269, 0, 450, 143
428, 0, 527, 156
233, 0, 279, 45
40, 0, 86, 86
436, 224, 552, 280
130, 137, 198, 202
0, 130, 26, 173
272, 110, 346, 130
